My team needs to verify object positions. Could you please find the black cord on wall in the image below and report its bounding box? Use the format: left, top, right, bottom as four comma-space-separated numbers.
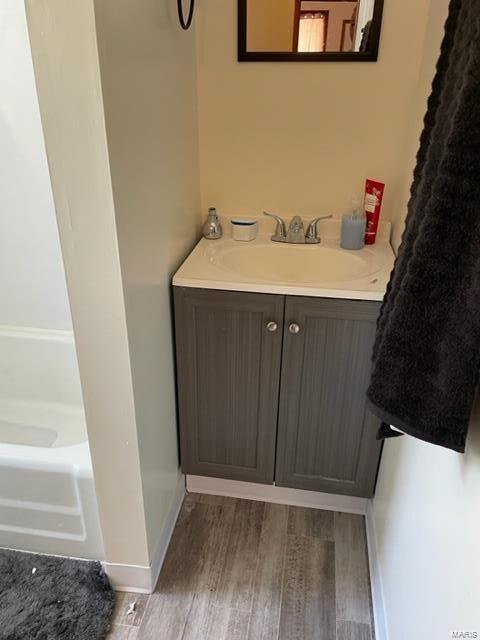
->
178, 0, 195, 30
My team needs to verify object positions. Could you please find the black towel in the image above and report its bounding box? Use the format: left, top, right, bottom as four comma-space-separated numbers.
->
367, 0, 480, 453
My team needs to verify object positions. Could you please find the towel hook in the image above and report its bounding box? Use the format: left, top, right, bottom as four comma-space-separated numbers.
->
177, 0, 195, 30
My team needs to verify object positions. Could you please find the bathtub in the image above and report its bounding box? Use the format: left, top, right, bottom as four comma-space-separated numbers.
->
0, 326, 104, 560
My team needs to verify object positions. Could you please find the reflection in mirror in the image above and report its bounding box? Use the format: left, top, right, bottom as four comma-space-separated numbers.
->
239, 0, 384, 62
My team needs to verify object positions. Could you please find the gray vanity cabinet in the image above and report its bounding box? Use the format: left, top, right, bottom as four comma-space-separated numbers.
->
174, 287, 284, 484
275, 297, 382, 497
174, 287, 382, 497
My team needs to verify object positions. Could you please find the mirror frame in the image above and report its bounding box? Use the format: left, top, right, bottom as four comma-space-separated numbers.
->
238, 0, 384, 62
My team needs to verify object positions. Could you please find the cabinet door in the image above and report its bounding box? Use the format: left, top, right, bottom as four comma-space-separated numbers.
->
174, 287, 284, 484
276, 297, 382, 497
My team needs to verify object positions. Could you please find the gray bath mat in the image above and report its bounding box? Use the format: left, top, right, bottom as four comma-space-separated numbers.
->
0, 549, 115, 639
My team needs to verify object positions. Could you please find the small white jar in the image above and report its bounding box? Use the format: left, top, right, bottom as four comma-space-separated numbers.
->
230, 219, 258, 241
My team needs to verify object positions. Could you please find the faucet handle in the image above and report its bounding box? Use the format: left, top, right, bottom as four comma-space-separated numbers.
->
305, 214, 333, 244
263, 211, 287, 242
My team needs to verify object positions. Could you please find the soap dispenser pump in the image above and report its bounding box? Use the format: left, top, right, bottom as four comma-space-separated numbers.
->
203, 207, 223, 240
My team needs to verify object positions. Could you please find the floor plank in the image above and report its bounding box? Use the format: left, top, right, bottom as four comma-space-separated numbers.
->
247, 503, 289, 640
287, 506, 334, 540
130, 495, 373, 640
111, 592, 149, 627
214, 499, 266, 612
337, 620, 372, 640
107, 625, 139, 639
279, 535, 336, 640
187, 491, 238, 507
185, 602, 251, 640
334, 513, 373, 625
139, 499, 235, 639
136, 595, 188, 640
205, 605, 250, 639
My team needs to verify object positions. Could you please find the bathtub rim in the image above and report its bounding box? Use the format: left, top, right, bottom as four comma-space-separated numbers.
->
0, 438, 93, 475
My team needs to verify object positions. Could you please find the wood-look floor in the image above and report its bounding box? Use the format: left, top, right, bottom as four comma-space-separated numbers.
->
107, 493, 374, 640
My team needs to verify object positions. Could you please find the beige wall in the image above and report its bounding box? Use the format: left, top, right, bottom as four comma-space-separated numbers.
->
93, 0, 201, 559
388, 0, 444, 251
196, 0, 431, 223
26, 0, 149, 566
247, 0, 295, 52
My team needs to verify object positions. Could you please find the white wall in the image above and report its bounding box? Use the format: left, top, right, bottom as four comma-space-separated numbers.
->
93, 0, 201, 560
372, 0, 480, 637
26, 0, 201, 576
26, 0, 150, 568
374, 419, 480, 638
0, 0, 71, 330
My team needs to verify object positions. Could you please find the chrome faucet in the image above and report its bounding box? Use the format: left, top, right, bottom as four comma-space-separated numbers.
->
263, 212, 332, 244
287, 216, 305, 243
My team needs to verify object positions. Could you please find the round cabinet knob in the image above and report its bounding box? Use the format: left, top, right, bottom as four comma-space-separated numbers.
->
266, 321, 278, 333
289, 323, 301, 335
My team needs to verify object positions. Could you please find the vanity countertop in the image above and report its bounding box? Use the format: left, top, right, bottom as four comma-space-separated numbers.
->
173, 217, 395, 301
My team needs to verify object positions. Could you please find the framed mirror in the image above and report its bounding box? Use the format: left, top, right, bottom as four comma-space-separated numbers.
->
238, 0, 384, 62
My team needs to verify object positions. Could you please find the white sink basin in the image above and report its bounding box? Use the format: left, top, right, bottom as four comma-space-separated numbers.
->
173, 223, 395, 302
216, 243, 382, 284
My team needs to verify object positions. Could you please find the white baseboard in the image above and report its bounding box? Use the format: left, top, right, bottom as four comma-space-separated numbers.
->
104, 473, 185, 593
186, 475, 368, 515
365, 500, 388, 640
147, 473, 186, 593
102, 561, 154, 594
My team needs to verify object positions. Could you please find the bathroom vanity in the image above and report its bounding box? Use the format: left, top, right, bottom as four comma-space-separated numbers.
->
173, 218, 395, 498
